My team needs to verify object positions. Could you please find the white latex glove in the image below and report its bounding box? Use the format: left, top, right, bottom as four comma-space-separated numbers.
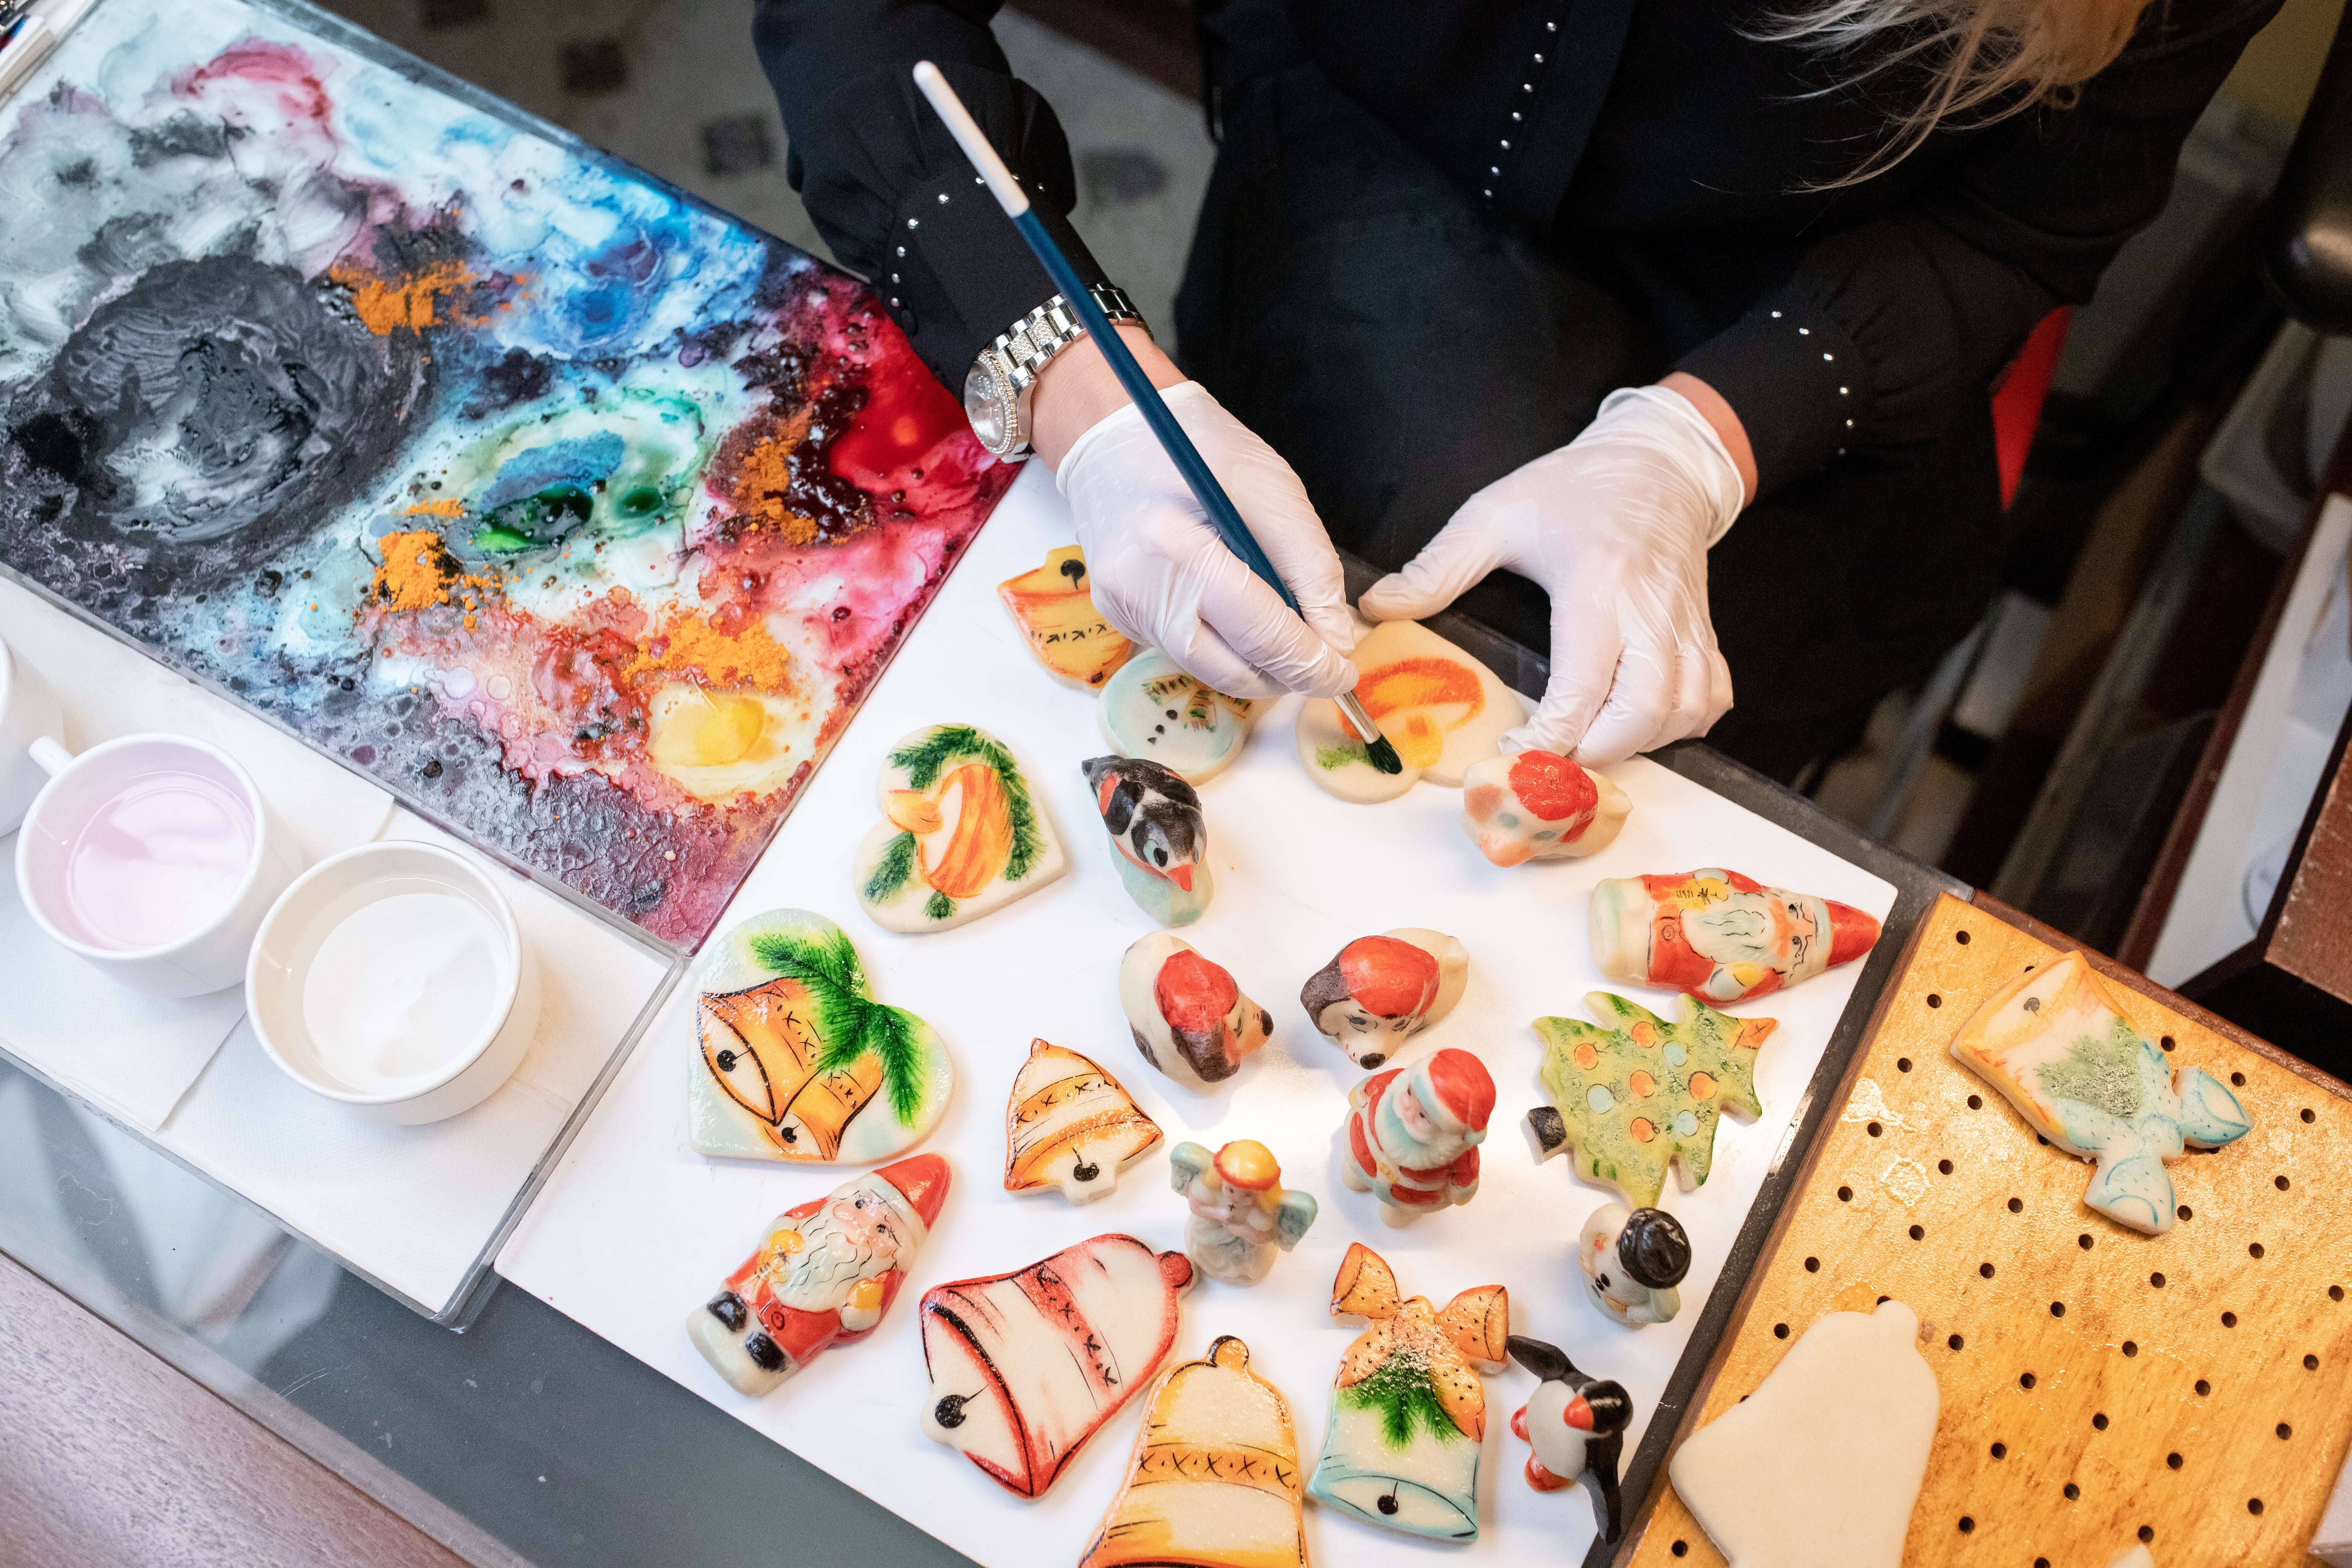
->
1358, 385, 1743, 766
1058, 381, 1357, 700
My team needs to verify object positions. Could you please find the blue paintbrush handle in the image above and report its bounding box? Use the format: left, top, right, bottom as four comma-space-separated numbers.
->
1007, 208, 1305, 618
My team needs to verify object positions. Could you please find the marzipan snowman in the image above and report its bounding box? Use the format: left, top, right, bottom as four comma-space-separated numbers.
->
1578, 1203, 1691, 1326
1505, 1334, 1632, 1543
1340, 1047, 1494, 1225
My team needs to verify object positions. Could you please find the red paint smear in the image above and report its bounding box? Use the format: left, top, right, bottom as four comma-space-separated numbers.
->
172, 40, 335, 127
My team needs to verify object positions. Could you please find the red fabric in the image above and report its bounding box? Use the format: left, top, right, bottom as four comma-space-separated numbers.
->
1992, 307, 2070, 509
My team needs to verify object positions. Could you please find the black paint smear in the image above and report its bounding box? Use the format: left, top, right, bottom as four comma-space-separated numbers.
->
0, 253, 430, 603
462, 347, 554, 418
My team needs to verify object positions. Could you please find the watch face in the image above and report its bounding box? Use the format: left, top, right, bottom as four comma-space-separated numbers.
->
963, 358, 1014, 455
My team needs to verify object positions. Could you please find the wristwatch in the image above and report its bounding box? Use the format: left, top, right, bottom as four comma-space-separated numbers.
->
963, 284, 1146, 458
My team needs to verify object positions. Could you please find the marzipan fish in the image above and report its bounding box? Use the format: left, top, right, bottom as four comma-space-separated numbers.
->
1081, 755, 1204, 892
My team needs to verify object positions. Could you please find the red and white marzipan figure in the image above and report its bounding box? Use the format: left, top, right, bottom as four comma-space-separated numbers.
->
687, 1154, 950, 1396
1339, 1047, 1495, 1227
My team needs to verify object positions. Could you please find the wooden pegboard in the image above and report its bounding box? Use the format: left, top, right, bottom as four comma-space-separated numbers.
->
1621, 893, 2352, 1568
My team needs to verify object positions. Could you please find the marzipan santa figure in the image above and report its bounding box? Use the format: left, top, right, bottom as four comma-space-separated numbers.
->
1340, 1047, 1495, 1226
688, 1154, 950, 1396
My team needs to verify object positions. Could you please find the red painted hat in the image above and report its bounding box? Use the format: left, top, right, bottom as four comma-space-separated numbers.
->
874, 1153, 952, 1232
1825, 900, 1882, 969
1418, 1047, 1497, 1134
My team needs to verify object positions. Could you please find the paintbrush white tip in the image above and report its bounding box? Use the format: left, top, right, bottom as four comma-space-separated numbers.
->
912, 60, 1031, 219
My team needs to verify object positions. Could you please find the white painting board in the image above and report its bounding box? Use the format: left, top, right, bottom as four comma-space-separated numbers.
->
498, 461, 1896, 1565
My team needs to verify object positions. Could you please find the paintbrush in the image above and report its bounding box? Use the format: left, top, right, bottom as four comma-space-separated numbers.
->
0, 0, 95, 105
911, 60, 1402, 775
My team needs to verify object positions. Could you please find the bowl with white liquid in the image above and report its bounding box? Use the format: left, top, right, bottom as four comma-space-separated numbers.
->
247, 841, 539, 1125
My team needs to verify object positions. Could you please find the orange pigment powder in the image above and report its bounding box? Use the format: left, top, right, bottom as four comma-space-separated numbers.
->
727, 407, 821, 544
629, 613, 794, 691
371, 529, 498, 620
332, 260, 478, 335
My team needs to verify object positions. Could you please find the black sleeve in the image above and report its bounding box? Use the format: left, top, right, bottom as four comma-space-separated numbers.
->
1675, 0, 2281, 497
751, 0, 1113, 389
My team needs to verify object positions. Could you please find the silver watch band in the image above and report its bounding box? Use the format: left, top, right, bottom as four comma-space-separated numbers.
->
989, 285, 1146, 394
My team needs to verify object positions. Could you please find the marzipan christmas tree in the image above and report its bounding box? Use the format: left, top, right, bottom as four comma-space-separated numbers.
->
1528, 991, 1773, 1208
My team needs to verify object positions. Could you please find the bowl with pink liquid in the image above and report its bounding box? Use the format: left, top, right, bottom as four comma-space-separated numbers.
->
14, 733, 302, 997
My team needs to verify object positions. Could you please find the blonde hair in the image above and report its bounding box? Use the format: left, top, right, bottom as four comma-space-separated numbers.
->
1761, 0, 2164, 185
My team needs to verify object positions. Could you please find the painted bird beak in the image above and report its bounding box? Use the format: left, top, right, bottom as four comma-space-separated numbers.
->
1565, 1394, 1595, 1431
1167, 864, 1194, 892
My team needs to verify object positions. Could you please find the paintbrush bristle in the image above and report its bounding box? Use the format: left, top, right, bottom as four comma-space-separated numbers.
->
1362, 730, 1404, 775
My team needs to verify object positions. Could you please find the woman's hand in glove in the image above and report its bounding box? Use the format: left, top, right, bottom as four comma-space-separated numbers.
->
1033, 328, 1357, 701
1357, 376, 1755, 766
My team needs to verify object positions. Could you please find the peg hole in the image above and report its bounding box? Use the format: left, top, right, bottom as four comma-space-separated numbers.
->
1867, 1121, 1883, 1137
1982, 1262, 1997, 1279
1926, 994, 1942, 1008
2222, 1312, 2237, 1327
2151, 1272, 2167, 1288
1897, 1057, 1913, 1072
2231, 1072, 2246, 1086
2278, 1423, 2293, 1439
2167, 1453, 2182, 1469
2122, 1341, 2138, 1357
2331, 1286, 2344, 1302
1957, 1516, 1974, 1533
2063, 1483, 2079, 1500
2079, 1234, 2094, 1250
2051, 1301, 2066, 1318
2092, 1412, 2108, 1430
1940, 1159, 1955, 1175
2195, 1379, 2211, 1396
2277, 1175, 2291, 1191
1838, 1185, 1853, 1202
1671, 1545, 1687, 1559
2251, 1243, 2266, 1259
2020, 1371, 2037, 1389
1967, 1094, 1983, 1110
2008, 1197, 2023, 1213
2250, 1499, 2265, 1516
1990, 1441, 2005, 1458
2160, 1035, 2175, 1052
2302, 1108, 2316, 1124
2178, 1205, 2192, 1221
1909, 1224, 1925, 1240
2306, 1354, 2321, 1370
1950, 1334, 1965, 1351
1774, 1322, 1789, 1339
1955, 929, 1971, 943
2139, 1526, 2154, 1544
1804, 1256, 1820, 1272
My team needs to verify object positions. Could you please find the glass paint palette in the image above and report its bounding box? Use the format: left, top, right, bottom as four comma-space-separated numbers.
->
0, 0, 1015, 950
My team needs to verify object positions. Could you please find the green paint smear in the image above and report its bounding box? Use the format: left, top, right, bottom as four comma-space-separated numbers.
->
1316, 744, 1365, 770
2034, 1018, 2145, 1120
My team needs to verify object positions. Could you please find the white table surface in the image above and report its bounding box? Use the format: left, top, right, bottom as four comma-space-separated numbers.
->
497, 461, 1897, 1568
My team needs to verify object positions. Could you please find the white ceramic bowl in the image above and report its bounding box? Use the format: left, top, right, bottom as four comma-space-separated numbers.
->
247, 841, 540, 1125
16, 732, 300, 997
